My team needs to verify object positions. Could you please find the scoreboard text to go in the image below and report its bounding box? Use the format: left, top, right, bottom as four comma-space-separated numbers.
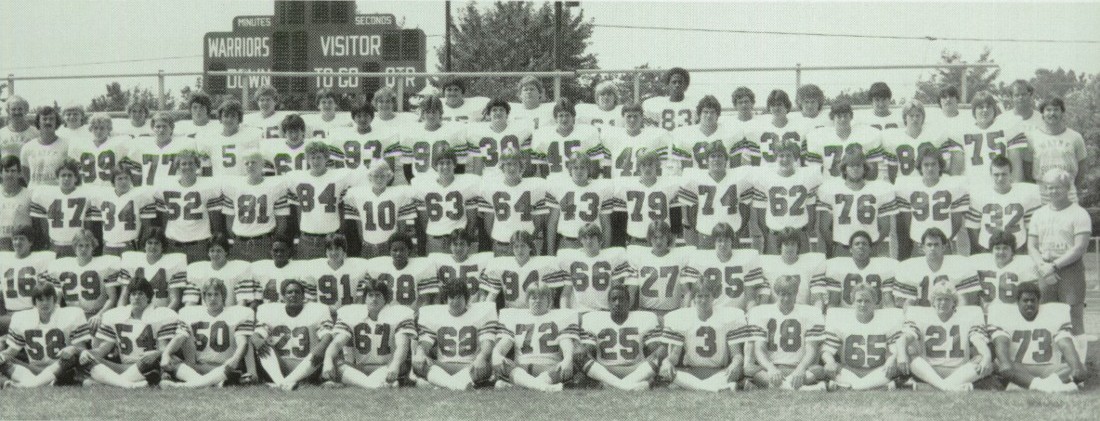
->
313, 67, 418, 88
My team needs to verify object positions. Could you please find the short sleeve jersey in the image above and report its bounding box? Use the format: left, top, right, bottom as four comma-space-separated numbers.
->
669, 124, 736, 169
125, 137, 200, 187
182, 260, 256, 306
254, 302, 334, 367
682, 248, 765, 311
479, 255, 567, 309
745, 304, 826, 366
175, 305, 255, 366
969, 254, 1040, 306
30, 185, 100, 245
478, 177, 549, 243
821, 308, 903, 370
892, 255, 979, 306
530, 124, 605, 175
543, 174, 617, 238
48, 255, 121, 315
600, 126, 670, 180
220, 176, 292, 238
662, 307, 750, 368
893, 175, 970, 242
285, 168, 355, 235
817, 179, 898, 245
326, 126, 402, 171
759, 253, 827, 305
398, 123, 470, 176
643, 95, 699, 131
822, 257, 898, 308
412, 174, 482, 237
580, 310, 661, 367
1028, 203, 1091, 262
6, 307, 90, 370
614, 177, 682, 240
0, 251, 57, 312
333, 304, 416, 366
880, 128, 950, 180
677, 167, 755, 234
751, 167, 821, 231
251, 260, 314, 303
622, 245, 692, 312
117, 251, 189, 308
300, 258, 371, 313
154, 178, 222, 242
987, 303, 1073, 366
967, 183, 1042, 250
68, 136, 130, 186
466, 122, 532, 170
343, 185, 417, 244
21, 137, 71, 186
556, 247, 630, 312
91, 185, 158, 248
903, 305, 987, 368
416, 302, 499, 366
498, 308, 581, 366
804, 126, 884, 179
97, 305, 179, 364
199, 127, 264, 177
742, 117, 807, 166
362, 256, 437, 307
431, 252, 493, 298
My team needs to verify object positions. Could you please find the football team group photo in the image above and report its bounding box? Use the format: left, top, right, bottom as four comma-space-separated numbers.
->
1, 0, 1099, 419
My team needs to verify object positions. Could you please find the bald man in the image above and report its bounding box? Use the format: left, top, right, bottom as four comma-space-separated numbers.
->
1028, 169, 1090, 335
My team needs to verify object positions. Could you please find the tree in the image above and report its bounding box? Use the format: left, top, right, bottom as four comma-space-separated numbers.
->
88, 82, 178, 112
830, 88, 874, 106
914, 48, 1001, 104
436, 1, 597, 101
1065, 75, 1100, 209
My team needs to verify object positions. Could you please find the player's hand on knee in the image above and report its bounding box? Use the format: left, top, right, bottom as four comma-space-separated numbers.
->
79, 350, 94, 366
558, 360, 573, 382
824, 360, 840, 377
790, 370, 806, 389
322, 363, 337, 381
385, 367, 400, 384
767, 369, 784, 387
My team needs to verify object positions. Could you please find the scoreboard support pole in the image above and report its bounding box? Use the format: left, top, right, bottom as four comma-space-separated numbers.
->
795, 63, 802, 94
157, 70, 167, 110
396, 78, 405, 112
959, 61, 969, 102
241, 78, 251, 112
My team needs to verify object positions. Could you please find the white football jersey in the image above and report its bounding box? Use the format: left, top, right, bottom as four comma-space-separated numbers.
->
987, 303, 1073, 366
243, 111, 289, 140
498, 308, 580, 366
300, 258, 371, 313
751, 167, 821, 231
251, 260, 315, 303
182, 260, 255, 306
903, 305, 987, 368
20, 138, 70, 187
479, 255, 567, 309
442, 97, 490, 123
398, 122, 470, 176
220, 176, 291, 237
91, 186, 158, 248
742, 116, 807, 166
327, 126, 402, 171
892, 256, 979, 306
580, 310, 661, 366
817, 179, 899, 245
966, 183, 1042, 250
125, 137, 200, 187
154, 178, 222, 243
255, 302, 333, 366
556, 247, 630, 312
853, 109, 902, 131
477, 177, 549, 243
47, 256, 121, 315
683, 248, 765, 311
530, 124, 604, 175
343, 185, 417, 244
599, 126, 670, 180
804, 126, 884, 179
302, 113, 353, 140
172, 120, 220, 140
880, 127, 950, 180
198, 127, 263, 177
333, 304, 416, 366
661, 307, 750, 368
362, 256, 437, 307
676, 167, 755, 235
823, 257, 898, 308
893, 175, 969, 242
97, 305, 179, 364
508, 102, 556, 132
0, 251, 56, 312
67, 136, 130, 186
575, 103, 622, 129
746, 304, 825, 366
175, 305, 255, 365
969, 254, 1041, 306
416, 302, 499, 365
643, 95, 700, 131
759, 253, 827, 305
284, 168, 355, 235
29, 185, 101, 245
431, 251, 493, 298
670, 123, 736, 169
944, 116, 1022, 179
117, 251, 188, 308
543, 174, 617, 238
466, 122, 532, 171
614, 177, 682, 240
261, 140, 310, 176
821, 308, 903, 369
6, 307, 90, 370
623, 245, 692, 312
111, 120, 151, 139
412, 174, 482, 237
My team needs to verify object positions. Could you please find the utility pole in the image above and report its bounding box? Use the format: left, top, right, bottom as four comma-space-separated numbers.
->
445, 1, 452, 72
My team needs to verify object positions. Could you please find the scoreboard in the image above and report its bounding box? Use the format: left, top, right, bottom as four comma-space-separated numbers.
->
203, 1, 426, 98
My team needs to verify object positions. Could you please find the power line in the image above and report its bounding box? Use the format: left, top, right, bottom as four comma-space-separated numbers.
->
5, 55, 203, 71
592, 23, 1100, 44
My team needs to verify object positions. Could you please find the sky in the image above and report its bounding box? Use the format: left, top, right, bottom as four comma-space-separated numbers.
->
2, 0, 1099, 109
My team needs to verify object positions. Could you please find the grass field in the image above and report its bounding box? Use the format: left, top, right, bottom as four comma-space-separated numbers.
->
2, 256, 1100, 420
